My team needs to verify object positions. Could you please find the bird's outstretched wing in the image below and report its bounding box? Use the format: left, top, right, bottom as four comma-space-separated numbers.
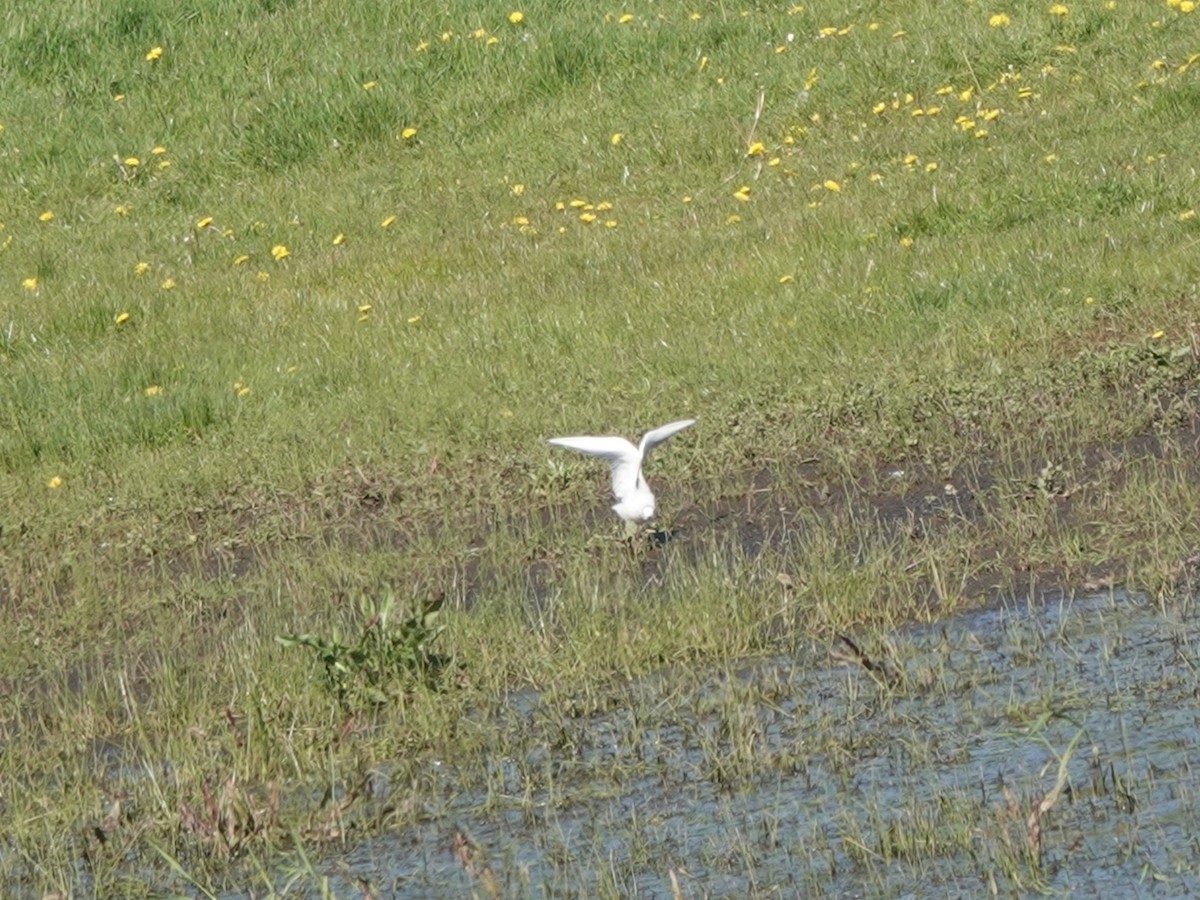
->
546, 435, 642, 501
637, 419, 696, 465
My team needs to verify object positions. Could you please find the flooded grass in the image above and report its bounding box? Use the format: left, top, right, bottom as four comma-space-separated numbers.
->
308, 590, 1200, 898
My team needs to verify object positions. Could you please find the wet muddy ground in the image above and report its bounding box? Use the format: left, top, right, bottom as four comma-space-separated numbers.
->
291, 589, 1200, 898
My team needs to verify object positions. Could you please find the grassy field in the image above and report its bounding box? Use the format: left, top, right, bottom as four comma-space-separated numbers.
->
3, 0, 1200, 893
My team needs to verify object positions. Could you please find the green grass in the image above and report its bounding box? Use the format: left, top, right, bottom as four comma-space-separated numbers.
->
3, 0, 1200, 892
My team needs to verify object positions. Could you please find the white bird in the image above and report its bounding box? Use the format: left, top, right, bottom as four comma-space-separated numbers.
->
547, 419, 696, 528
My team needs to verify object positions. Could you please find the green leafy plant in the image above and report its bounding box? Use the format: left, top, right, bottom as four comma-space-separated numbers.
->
277, 589, 454, 708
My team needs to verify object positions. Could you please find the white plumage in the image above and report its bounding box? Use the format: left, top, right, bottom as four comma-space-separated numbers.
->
547, 419, 695, 524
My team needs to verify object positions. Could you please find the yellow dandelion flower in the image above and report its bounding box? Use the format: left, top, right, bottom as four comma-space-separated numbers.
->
113, 94, 125, 102
416, 39, 429, 51
144, 385, 162, 397
161, 278, 176, 290
256, 271, 270, 282
1084, 296, 1095, 305
511, 183, 525, 196
512, 215, 530, 226
733, 186, 751, 201
408, 315, 422, 324
989, 13, 1010, 27
47, 476, 63, 490
196, 216, 213, 229
618, 13, 634, 24
362, 81, 377, 90
1151, 330, 1165, 340
158, 159, 170, 169
145, 46, 163, 61
39, 210, 55, 222
604, 220, 617, 228
115, 311, 131, 325
610, 132, 623, 146
333, 233, 346, 245
115, 204, 130, 216
872, 102, 887, 114
358, 304, 372, 314
1049, 4, 1068, 15
124, 157, 140, 167
726, 214, 742, 225
401, 127, 418, 140
595, 201, 613, 211
236, 384, 251, 397
779, 275, 794, 284
381, 215, 396, 228
1178, 209, 1197, 221
869, 173, 883, 183
486, 36, 499, 46
925, 162, 938, 172
134, 261, 150, 275
682, 196, 692, 203
823, 179, 841, 192
233, 254, 250, 266
21, 277, 37, 290
579, 212, 597, 223
151, 146, 166, 155
900, 236, 914, 247
746, 141, 765, 156
509, 11, 524, 24
271, 245, 290, 261
569, 199, 588, 208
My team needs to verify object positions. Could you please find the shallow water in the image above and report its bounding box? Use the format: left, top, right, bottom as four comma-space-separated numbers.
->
274, 590, 1200, 897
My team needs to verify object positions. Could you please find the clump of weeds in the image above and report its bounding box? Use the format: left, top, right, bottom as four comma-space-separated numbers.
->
277, 588, 457, 709
177, 773, 281, 861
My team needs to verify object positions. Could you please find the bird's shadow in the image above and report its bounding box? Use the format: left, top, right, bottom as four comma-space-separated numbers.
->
643, 525, 682, 548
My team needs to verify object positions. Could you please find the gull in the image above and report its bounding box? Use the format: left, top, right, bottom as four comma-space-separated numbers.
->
547, 419, 695, 531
